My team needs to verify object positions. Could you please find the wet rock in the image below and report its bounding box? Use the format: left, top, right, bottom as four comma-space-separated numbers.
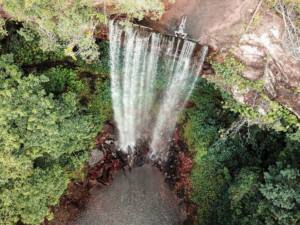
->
202, 62, 211, 70
95, 122, 115, 148
184, 101, 195, 109
88, 149, 104, 167
131, 140, 150, 167
104, 140, 114, 145
159, 137, 196, 224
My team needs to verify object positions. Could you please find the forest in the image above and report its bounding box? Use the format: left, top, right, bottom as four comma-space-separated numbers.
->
0, 0, 299, 225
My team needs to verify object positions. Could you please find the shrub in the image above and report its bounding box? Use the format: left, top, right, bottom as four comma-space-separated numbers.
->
183, 79, 234, 156
42, 67, 88, 96
75, 41, 110, 76
88, 79, 113, 127
191, 157, 231, 225
229, 168, 263, 225
209, 126, 286, 172
184, 79, 234, 224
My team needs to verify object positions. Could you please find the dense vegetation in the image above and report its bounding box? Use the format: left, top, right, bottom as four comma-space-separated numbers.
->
0, 23, 112, 225
184, 73, 300, 225
0, 0, 175, 61
0, 1, 300, 225
0, 1, 173, 224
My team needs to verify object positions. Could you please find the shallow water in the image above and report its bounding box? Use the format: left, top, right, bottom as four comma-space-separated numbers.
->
71, 165, 185, 225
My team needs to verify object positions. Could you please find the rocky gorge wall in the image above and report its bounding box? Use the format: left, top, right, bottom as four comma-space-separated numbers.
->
140, 0, 300, 121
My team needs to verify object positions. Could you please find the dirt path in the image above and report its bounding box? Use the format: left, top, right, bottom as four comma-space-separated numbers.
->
70, 164, 185, 225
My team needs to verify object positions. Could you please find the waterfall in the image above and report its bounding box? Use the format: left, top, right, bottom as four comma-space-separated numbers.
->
109, 21, 208, 159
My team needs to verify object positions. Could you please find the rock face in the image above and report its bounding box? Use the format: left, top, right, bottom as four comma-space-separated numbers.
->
143, 0, 258, 47
88, 149, 104, 167
141, 0, 300, 119
236, 13, 300, 118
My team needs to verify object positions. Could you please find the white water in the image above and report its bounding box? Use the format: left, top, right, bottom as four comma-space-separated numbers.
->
109, 21, 208, 158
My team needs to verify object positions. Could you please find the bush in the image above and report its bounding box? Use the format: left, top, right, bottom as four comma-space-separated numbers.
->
184, 79, 234, 224
75, 41, 110, 76
42, 66, 88, 96
88, 79, 112, 126
229, 168, 263, 225
183, 79, 234, 156
191, 157, 231, 225
209, 126, 285, 172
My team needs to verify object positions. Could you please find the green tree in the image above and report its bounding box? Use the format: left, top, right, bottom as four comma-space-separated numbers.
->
191, 157, 231, 225
3, 25, 65, 66
0, 54, 98, 225
183, 79, 234, 156
1, 0, 100, 61
107, 0, 175, 20
1, 0, 174, 61
229, 168, 263, 225
42, 66, 88, 96
258, 163, 300, 225
184, 78, 300, 225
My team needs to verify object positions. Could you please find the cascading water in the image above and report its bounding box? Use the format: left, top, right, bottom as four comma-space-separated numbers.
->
109, 20, 208, 159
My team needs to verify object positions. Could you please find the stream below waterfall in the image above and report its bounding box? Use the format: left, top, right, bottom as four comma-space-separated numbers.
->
46, 123, 194, 225
70, 165, 185, 225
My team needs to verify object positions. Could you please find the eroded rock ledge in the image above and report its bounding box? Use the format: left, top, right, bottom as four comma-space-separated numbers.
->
142, 0, 300, 120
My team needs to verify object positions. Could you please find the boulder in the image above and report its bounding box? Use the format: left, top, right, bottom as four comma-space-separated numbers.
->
88, 149, 104, 167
